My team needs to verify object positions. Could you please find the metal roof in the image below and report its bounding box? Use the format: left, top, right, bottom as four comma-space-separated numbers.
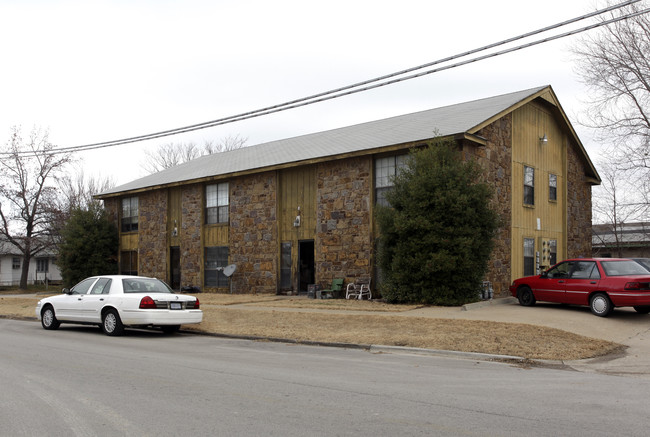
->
99, 85, 551, 197
593, 223, 650, 248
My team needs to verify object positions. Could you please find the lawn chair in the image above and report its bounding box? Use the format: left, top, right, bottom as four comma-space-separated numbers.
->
346, 278, 371, 300
320, 278, 344, 299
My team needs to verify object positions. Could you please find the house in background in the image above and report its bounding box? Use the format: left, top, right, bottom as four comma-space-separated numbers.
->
96, 85, 600, 296
592, 222, 650, 258
0, 239, 62, 286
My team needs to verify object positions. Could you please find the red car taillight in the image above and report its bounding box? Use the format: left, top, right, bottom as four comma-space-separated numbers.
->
194, 298, 200, 310
624, 282, 649, 290
139, 296, 157, 309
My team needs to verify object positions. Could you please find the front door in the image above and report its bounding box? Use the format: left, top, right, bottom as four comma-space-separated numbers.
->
170, 246, 181, 291
298, 240, 314, 294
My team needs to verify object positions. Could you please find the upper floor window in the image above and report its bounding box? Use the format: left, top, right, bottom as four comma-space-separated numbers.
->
375, 155, 408, 206
206, 182, 229, 224
121, 197, 139, 232
549, 174, 557, 201
524, 166, 535, 205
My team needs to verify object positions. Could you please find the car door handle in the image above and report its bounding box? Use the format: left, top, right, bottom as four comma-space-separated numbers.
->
558, 280, 565, 283
590, 281, 597, 284
99, 298, 104, 301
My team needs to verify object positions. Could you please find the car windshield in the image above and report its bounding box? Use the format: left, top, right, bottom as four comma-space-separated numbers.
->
601, 260, 650, 276
122, 278, 173, 294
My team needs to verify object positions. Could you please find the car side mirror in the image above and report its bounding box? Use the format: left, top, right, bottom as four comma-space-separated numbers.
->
540, 272, 549, 279
62, 288, 72, 295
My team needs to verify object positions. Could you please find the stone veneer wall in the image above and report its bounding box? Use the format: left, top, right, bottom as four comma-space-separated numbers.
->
180, 184, 202, 288
566, 141, 593, 258
103, 198, 119, 225
229, 172, 278, 293
315, 157, 373, 285
138, 189, 168, 280
465, 114, 513, 296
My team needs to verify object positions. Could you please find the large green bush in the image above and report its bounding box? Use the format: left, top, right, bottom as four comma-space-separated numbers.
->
57, 203, 118, 287
376, 140, 500, 305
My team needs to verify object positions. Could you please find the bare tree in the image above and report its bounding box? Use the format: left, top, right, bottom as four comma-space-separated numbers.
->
572, 1, 650, 168
57, 166, 115, 212
142, 134, 248, 174
592, 160, 647, 256
0, 127, 73, 289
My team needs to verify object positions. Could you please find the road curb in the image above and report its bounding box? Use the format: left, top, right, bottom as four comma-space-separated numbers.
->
368, 344, 524, 361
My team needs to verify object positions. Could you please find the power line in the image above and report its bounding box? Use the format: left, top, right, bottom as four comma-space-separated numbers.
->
3, 0, 647, 156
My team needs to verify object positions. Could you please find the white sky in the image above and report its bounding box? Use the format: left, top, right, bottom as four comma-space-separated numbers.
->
0, 0, 610, 186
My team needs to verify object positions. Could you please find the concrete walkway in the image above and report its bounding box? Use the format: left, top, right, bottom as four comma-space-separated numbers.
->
405, 298, 650, 378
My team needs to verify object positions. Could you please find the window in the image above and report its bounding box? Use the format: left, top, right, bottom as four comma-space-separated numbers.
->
206, 183, 229, 224
36, 258, 49, 273
549, 239, 557, 266
121, 197, 139, 232
523, 238, 535, 276
121, 251, 138, 276
570, 261, 600, 279
70, 277, 97, 295
205, 246, 229, 287
12, 257, 20, 270
549, 174, 557, 201
375, 155, 408, 206
523, 166, 535, 205
90, 278, 112, 295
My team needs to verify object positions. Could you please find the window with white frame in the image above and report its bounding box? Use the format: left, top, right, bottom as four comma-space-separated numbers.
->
375, 155, 408, 206
12, 257, 20, 270
205, 182, 229, 224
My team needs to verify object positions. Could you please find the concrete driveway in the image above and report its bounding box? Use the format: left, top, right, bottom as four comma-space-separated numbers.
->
409, 298, 650, 378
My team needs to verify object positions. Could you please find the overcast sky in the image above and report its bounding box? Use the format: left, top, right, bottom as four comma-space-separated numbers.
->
1, 0, 611, 186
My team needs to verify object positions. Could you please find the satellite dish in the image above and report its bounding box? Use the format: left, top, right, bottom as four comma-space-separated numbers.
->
222, 264, 237, 277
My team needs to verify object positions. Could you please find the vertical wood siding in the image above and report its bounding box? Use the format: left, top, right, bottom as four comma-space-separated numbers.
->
511, 99, 567, 279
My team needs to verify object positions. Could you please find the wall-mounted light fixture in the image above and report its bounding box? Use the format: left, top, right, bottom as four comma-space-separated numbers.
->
172, 219, 178, 237
293, 206, 301, 227
539, 134, 548, 146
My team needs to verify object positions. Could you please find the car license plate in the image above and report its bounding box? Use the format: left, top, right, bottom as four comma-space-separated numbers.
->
170, 302, 182, 310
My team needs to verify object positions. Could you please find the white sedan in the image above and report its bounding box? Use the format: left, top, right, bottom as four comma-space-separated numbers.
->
35, 275, 203, 336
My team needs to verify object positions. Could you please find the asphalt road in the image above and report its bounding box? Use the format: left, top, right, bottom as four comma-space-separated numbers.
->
2, 318, 650, 437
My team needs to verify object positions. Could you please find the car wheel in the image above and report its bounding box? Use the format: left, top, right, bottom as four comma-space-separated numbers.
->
590, 293, 613, 317
161, 325, 181, 334
102, 309, 125, 336
633, 305, 650, 314
517, 286, 536, 306
41, 305, 60, 330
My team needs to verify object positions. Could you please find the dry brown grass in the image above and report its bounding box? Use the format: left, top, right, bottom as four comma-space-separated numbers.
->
1, 294, 622, 361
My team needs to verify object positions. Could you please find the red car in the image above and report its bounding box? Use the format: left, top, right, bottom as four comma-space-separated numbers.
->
510, 258, 650, 317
